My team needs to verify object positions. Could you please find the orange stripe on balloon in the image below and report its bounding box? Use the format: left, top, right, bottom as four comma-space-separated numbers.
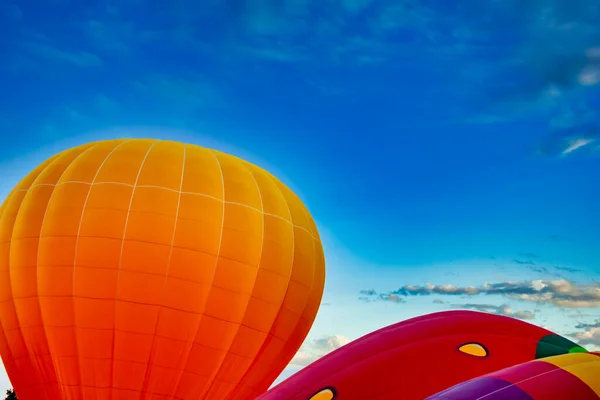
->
560, 355, 600, 395
539, 352, 599, 368
515, 363, 600, 400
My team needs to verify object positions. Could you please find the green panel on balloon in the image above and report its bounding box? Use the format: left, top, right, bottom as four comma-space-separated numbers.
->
535, 334, 587, 359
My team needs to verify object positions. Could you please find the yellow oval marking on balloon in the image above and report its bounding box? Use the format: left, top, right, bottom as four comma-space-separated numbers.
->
309, 387, 335, 400
459, 343, 488, 357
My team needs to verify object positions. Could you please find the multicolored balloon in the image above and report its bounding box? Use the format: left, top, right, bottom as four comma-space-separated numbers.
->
0, 139, 325, 399
258, 310, 585, 400
428, 352, 600, 399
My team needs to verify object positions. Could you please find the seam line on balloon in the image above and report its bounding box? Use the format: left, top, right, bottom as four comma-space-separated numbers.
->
226, 171, 296, 398
204, 159, 266, 398
0, 146, 320, 399
109, 141, 156, 399
0, 193, 20, 392
5, 322, 290, 360
138, 143, 186, 399
5, 295, 303, 341
18, 146, 98, 400
0, 156, 62, 398
262, 175, 317, 395
170, 148, 227, 398
11, 182, 320, 242
281, 182, 321, 400
10, 262, 312, 292
5, 328, 286, 362
4, 149, 318, 399
2, 304, 300, 336
196, 149, 228, 399
70, 140, 129, 397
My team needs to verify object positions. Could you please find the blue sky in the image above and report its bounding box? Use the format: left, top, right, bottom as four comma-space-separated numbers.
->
2, 0, 600, 391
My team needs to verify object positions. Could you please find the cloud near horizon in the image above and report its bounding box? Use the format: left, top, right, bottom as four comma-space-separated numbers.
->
290, 334, 352, 367
450, 303, 536, 320
567, 319, 600, 347
361, 279, 600, 308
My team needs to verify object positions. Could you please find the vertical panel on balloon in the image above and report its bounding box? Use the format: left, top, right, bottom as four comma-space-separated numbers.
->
75, 183, 130, 398
14, 145, 98, 399
174, 300, 237, 387
81, 140, 151, 398
113, 140, 184, 398
289, 239, 325, 387
192, 152, 262, 398
166, 145, 223, 399
260, 181, 322, 393
300, 235, 325, 332
41, 142, 121, 398
271, 227, 315, 341
224, 174, 300, 398
225, 216, 294, 399
202, 159, 266, 398
93, 139, 155, 186
135, 140, 184, 192
144, 276, 209, 396
35, 141, 122, 399
182, 341, 223, 385
0, 187, 42, 398
206, 202, 262, 354
180, 145, 224, 198
260, 236, 318, 391
0, 157, 62, 399
10, 187, 57, 389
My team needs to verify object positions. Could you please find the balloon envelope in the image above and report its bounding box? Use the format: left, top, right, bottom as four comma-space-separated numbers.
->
0, 139, 325, 399
258, 311, 585, 400
428, 352, 600, 399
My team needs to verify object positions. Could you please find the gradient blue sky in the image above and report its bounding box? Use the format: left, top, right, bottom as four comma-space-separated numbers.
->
2, 0, 600, 391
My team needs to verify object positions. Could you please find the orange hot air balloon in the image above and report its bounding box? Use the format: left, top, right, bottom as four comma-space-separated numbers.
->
0, 138, 325, 400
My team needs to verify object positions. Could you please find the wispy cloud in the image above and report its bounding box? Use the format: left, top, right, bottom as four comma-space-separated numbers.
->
570, 328, 600, 347
23, 42, 103, 67
567, 312, 599, 318
359, 289, 405, 303
7, 0, 600, 150
574, 319, 600, 330
290, 334, 352, 367
567, 319, 600, 348
537, 125, 600, 157
513, 259, 536, 265
566, 317, 600, 349
562, 137, 596, 154
361, 279, 600, 308
449, 303, 536, 320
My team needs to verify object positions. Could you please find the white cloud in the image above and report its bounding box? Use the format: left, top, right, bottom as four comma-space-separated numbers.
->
368, 279, 600, 308
578, 66, 600, 85
23, 42, 103, 67
571, 327, 600, 351
290, 335, 352, 367
562, 137, 595, 154
446, 302, 536, 320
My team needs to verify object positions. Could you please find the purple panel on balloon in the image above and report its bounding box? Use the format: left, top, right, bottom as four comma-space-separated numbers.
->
427, 377, 533, 400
